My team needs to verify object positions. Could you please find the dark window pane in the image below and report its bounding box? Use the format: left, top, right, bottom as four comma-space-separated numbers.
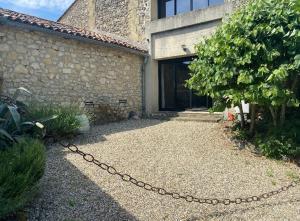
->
165, 0, 175, 17
193, 0, 208, 10
209, 0, 224, 6
177, 0, 191, 14
159, 0, 175, 18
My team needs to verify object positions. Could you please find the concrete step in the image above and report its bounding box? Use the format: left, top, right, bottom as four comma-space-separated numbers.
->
169, 116, 221, 123
150, 111, 223, 122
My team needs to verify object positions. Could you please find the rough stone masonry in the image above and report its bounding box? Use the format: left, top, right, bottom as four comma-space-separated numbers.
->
59, 0, 151, 43
0, 24, 145, 122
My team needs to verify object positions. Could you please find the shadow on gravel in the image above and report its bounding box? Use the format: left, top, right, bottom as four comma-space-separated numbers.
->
188, 198, 300, 221
74, 119, 164, 145
27, 146, 139, 221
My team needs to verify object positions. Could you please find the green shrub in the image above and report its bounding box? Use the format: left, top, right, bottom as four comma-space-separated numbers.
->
233, 109, 300, 160
188, 0, 300, 132
0, 138, 45, 218
255, 135, 300, 160
0, 88, 58, 150
232, 125, 249, 141
26, 104, 87, 138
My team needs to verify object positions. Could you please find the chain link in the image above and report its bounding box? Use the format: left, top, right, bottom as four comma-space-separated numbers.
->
60, 141, 299, 206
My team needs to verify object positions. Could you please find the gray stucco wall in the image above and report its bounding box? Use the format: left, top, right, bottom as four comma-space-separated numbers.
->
149, 0, 249, 59
0, 24, 144, 121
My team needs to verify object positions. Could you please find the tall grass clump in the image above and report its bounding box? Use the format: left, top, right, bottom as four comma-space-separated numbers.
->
26, 104, 89, 138
0, 138, 45, 218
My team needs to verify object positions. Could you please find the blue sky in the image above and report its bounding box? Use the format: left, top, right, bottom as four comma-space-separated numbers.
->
0, 0, 75, 21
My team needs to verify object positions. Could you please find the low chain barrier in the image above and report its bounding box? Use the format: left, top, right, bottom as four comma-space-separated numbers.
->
1, 93, 298, 206
59, 141, 299, 206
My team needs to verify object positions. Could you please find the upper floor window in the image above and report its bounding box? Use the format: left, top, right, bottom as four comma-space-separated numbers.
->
177, 0, 191, 14
158, 0, 224, 19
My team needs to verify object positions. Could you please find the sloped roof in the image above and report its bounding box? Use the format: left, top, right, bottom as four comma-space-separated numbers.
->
0, 8, 148, 54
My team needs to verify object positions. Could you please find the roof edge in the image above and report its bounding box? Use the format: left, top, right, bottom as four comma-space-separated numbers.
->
0, 18, 148, 57
0, 7, 148, 55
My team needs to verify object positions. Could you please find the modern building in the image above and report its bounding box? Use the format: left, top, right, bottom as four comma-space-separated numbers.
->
59, 0, 246, 114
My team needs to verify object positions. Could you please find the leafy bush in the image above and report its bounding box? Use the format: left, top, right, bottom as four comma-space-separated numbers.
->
188, 0, 300, 133
255, 135, 300, 159
0, 138, 45, 218
26, 104, 88, 138
232, 125, 250, 141
233, 110, 300, 159
187, 0, 300, 160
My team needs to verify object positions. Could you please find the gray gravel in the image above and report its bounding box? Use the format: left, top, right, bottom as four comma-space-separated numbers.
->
28, 120, 300, 221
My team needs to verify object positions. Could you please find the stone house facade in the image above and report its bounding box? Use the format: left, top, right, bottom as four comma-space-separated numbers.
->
59, 0, 151, 43
0, 8, 147, 122
59, 0, 247, 114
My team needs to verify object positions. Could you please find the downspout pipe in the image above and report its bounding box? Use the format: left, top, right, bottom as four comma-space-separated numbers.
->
141, 56, 149, 117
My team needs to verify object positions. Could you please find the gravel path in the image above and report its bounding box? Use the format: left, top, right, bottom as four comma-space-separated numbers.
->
28, 120, 300, 221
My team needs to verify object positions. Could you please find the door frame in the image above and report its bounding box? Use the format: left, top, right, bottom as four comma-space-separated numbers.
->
158, 57, 193, 111
158, 57, 212, 111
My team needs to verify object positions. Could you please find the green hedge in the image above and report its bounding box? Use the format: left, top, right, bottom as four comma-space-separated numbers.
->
0, 138, 45, 218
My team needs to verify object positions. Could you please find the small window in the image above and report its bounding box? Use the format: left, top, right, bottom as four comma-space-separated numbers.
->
166, 0, 175, 16
193, 0, 208, 10
209, 0, 224, 6
159, 0, 175, 18
158, 0, 224, 19
176, 0, 191, 14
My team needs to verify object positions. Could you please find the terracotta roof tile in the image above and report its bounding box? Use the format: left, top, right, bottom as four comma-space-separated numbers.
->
0, 8, 148, 54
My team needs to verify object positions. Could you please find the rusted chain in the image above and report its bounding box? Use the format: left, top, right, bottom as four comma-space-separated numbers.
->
60, 141, 299, 206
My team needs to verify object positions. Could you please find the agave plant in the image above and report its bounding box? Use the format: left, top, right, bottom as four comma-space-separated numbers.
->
0, 88, 57, 150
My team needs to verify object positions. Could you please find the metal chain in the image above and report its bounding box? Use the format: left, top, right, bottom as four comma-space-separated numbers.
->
59, 141, 299, 206
2, 93, 297, 205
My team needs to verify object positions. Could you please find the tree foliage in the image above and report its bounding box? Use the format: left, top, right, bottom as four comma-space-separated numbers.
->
188, 0, 300, 131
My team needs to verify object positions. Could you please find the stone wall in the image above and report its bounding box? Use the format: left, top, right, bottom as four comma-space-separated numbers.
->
59, 0, 89, 30
95, 0, 150, 42
95, 0, 129, 38
135, 0, 151, 42
59, 0, 151, 43
0, 25, 144, 121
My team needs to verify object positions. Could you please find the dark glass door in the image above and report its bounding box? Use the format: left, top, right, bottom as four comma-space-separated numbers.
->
160, 63, 176, 109
159, 57, 211, 111
175, 61, 190, 109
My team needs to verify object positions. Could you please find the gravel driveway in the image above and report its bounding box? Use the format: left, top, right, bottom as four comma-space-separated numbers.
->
28, 120, 300, 221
